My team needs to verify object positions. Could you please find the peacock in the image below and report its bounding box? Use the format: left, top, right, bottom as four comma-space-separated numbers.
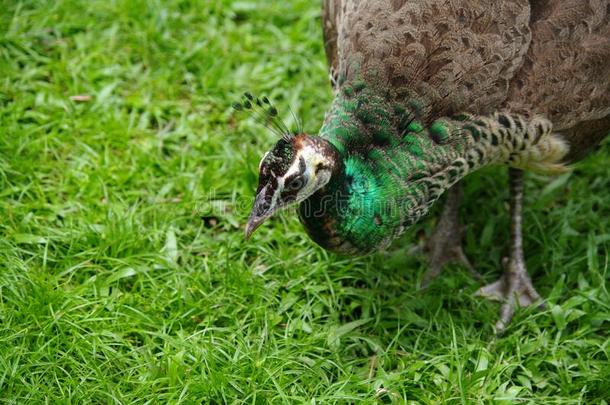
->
239, 0, 610, 331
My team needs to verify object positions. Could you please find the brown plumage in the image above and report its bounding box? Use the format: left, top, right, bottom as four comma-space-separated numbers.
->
322, 0, 610, 160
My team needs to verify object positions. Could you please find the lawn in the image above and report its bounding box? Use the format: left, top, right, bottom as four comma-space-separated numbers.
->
0, 0, 609, 403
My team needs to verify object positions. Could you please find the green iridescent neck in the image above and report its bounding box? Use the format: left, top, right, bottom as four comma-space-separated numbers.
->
318, 81, 568, 223
320, 81, 440, 155
319, 83, 470, 186
300, 81, 568, 254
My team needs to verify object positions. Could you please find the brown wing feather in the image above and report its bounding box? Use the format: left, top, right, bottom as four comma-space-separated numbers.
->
503, 0, 610, 153
329, 0, 532, 122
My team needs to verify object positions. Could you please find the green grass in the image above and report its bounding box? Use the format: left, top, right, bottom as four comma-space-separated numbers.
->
0, 0, 609, 403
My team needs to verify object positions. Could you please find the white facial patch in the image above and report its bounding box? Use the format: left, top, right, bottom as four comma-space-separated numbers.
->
279, 145, 332, 204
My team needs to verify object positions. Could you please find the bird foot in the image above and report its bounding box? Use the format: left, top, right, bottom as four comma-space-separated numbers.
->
421, 236, 481, 288
416, 184, 482, 288
475, 257, 544, 333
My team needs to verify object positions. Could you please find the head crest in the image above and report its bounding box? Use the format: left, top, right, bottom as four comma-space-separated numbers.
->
232, 92, 302, 141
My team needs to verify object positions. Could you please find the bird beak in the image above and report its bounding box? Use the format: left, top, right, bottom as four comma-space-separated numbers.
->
245, 185, 276, 239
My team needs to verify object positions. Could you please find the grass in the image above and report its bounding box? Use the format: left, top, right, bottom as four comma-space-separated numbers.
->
0, 0, 608, 403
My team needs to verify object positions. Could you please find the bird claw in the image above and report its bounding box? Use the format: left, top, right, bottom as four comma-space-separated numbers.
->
421, 243, 481, 288
475, 256, 544, 333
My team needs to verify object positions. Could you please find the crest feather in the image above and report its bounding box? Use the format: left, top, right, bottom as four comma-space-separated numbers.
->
232, 93, 302, 140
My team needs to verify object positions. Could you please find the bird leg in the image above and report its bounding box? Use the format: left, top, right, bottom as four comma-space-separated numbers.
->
476, 169, 544, 332
420, 182, 481, 287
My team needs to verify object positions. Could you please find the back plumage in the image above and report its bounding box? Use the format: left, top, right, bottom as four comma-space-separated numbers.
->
322, 0, 610, 156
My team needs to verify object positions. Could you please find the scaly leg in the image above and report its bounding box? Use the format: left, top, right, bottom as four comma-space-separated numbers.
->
476, 169, 544, 332
421, 183, 481, 287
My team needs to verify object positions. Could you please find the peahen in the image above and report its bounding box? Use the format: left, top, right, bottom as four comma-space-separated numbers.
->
240, 0, 610, 331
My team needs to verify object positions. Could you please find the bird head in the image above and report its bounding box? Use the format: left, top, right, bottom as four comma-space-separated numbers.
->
233, 93, 338, 238
245, 134, 337, 238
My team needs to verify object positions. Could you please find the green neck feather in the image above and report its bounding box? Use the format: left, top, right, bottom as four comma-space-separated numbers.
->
299, 81, 568, 253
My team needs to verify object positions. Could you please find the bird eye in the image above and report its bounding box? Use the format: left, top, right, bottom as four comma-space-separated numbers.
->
287, 177, 303, 190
